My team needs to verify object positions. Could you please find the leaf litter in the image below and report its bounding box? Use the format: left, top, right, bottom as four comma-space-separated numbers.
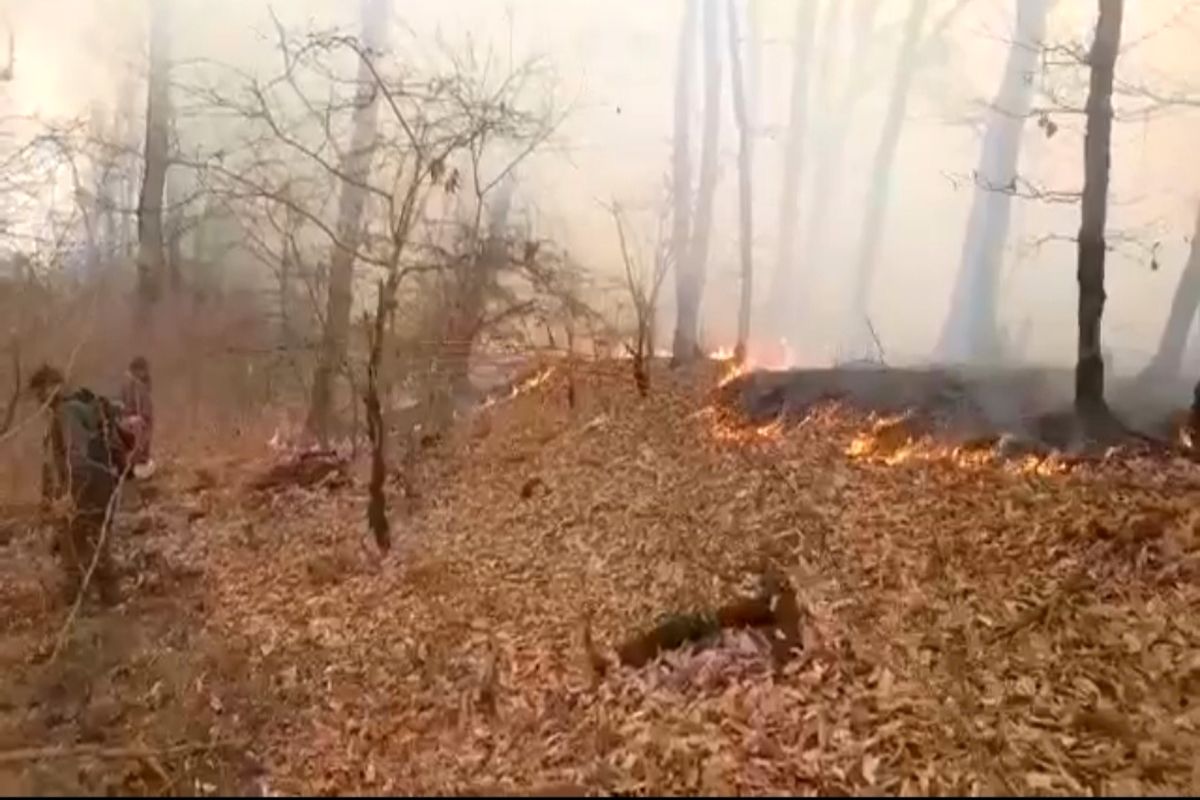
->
6, 359, 1200, 795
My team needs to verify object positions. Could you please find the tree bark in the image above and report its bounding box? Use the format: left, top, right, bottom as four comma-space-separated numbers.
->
937, 0, 1051, 364
728, 0, 755, 362
846, 0, 929, 353
365, 279, 392, 552
1145, 204, 1200, 377
670, 0, 699, 362
673, 0, 722, 363
1075, 0, 1123, 416
767, 0, 819, 333
307, 0, 390, 445
135, 0, 171, 330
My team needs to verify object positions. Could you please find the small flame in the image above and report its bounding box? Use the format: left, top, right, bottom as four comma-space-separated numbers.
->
697, 404, 786, 444
709, 346, 738, 362
515, 366, 556, 394
710, 338, 797, 388
480, 366, 557, 410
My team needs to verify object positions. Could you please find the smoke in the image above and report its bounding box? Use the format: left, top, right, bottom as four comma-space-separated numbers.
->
8, 0, 1200, 380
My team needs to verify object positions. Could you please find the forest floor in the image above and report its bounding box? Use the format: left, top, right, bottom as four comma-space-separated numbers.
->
2, 359, 1200, 795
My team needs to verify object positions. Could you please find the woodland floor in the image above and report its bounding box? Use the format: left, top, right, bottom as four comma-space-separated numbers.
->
2, 360, 1200, 795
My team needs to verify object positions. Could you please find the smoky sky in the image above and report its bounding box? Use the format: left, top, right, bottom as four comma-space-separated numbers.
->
6, 0, 1200, 370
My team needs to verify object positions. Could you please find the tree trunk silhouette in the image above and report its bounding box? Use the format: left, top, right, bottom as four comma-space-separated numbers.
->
728, 0, 756, 362
1075, 0, 1123, 416
135, 0, 171, 331
673, 0, 722, 363
767, 0, 819, 335
670, 0, 699, 364
937, 0, 1051, 364
308, 0, 390, 445
1145, 204, 1200, 378
846, 0, 929, 353
165, 173, 185, 294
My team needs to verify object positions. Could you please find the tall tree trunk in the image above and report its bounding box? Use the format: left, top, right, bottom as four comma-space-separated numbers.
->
811, 0, 843, 117
767, 0, 819, 333
307, 0, 390, 444
280, 188, 300, 352
1145, 204, 1200, 377
165, 172, 184, 293
1076, 0, 1123, 415
845, 0, 929, 351
673, 0, 722, 362
670, 0, 699, 362
117, 79, 140, 260
728, 0, 755, 362
135, 0, 171, 330
798, 0, 881, 311
937, 0, 1051, 364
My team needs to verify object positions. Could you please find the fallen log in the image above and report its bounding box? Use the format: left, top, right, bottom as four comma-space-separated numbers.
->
247, 449, 349, 493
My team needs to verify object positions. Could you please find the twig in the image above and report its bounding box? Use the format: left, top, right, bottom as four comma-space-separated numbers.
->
0, 740, 235, 765
864, 315, 887, 366
48, 460, 133, 664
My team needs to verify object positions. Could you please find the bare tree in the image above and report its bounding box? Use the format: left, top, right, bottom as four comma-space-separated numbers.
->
936, 0, 1052, 364
176, 14, 562, 549
1144, 204, 1200, 378
673, 0, 722, 363
1076, 0, 1123, 417
611, 199, 670, 396
307, 0, 391, 445
669, 0, 699, 363
767, 0, 819, 337
727, 0, 756, 362
135, 0, 171, 329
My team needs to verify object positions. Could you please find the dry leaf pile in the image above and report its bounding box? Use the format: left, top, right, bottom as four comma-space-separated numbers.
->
11, 359, 1198, 795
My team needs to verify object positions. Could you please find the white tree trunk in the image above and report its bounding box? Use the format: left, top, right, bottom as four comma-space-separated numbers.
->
673, 0, 722, 362
308, 0, 391, 443
845, 0, 929, 353
767, 0, 819, 333
670, 0, 699, 361
797, 0, 880, 322
728, 0, 755, 360
1146, 204, 1200, 377
936, 0, 1051, 364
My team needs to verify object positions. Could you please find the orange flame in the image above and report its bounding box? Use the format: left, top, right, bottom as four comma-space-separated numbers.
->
480, 366, 556, 409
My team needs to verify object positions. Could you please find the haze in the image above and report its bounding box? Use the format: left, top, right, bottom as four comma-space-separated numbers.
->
5, 0, 1200, 370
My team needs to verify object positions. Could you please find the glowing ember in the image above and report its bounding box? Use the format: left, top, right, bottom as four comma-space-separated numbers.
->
845, 414, 915, 459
